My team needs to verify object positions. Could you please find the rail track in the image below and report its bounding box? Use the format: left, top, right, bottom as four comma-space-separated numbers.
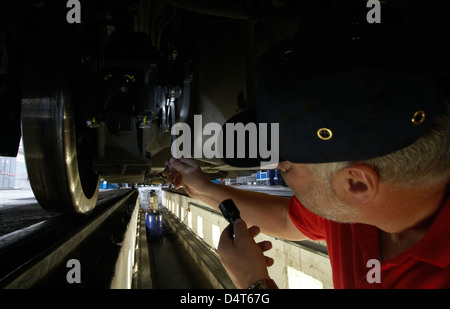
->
0, 184, 328, 289
0, 189, 138, 289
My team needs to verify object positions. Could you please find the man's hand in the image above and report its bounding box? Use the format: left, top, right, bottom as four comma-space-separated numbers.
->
218, 218, 274, 289
161, 158, 212, 199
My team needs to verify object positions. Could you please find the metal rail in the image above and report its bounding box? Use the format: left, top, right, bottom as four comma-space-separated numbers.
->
162, 186, 328, 256
0, 189, 137, 288
163, 184, 294, 197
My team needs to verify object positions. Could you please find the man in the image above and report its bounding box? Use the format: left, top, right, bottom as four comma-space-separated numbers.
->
163, 3, 450, 288
163, 108, 449, 288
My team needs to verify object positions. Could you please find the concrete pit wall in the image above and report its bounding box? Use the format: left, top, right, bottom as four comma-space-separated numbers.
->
162, 189, 333, 289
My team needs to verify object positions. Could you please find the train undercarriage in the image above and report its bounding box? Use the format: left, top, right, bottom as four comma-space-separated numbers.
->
0, 0, 303, 214
1, 0, 449, 214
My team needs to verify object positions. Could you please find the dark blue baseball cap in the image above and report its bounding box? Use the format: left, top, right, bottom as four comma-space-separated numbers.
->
222, 13, 449, 168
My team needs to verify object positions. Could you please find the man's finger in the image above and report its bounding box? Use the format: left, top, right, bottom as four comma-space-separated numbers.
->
265, 256, 274, 267
161, 159, 175, 176
258, 240, 272, 252
167, 172, 179, 184
219, 223, 234, 250
169, 158, 198, 172
233, 218, 249, 237
174, 175, 183, 188
248, 226, 261, 238
175, 157, 198, 167
161, 166, 170, 177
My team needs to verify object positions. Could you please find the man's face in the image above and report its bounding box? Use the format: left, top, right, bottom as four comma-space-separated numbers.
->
278, 161, 358, 223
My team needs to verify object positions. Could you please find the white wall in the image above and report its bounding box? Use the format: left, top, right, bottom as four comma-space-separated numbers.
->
162, 190, 333, 289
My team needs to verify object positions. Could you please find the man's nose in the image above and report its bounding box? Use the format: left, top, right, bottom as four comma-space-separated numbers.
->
277, 161, 290, 172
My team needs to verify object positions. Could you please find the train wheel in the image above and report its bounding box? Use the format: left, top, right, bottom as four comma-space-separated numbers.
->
22, 51, 100, 215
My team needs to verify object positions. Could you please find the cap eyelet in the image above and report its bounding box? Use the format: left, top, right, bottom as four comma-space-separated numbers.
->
282, 49, 294, 61
411, 110, 426, 125
317, 128, 333, 141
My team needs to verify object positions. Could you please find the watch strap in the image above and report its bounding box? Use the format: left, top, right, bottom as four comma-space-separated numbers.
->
247, 278, 278, 289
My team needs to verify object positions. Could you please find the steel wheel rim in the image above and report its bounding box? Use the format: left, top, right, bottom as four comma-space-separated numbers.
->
22, 53, 100, 215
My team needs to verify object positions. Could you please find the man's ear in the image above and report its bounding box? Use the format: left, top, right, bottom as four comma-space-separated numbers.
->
332, 164, 380, 206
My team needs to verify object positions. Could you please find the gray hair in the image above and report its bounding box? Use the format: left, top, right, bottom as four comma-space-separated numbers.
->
307, 111, 450, 189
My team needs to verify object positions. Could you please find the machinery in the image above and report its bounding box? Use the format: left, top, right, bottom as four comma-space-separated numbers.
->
1, 0, 448, 214
0, 0, 302, 214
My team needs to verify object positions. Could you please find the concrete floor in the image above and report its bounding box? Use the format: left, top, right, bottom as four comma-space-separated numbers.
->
0, 188, 55, 237
138, 187, 214, 289
146, 214, 213, 289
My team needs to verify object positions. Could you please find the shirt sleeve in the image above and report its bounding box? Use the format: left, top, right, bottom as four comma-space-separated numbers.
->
287, 196, 326, 241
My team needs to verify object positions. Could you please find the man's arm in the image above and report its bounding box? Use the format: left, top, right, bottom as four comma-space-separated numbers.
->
163, 158, 307, 241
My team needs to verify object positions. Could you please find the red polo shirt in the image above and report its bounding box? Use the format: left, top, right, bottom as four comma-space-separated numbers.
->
288, 194, 450, 288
